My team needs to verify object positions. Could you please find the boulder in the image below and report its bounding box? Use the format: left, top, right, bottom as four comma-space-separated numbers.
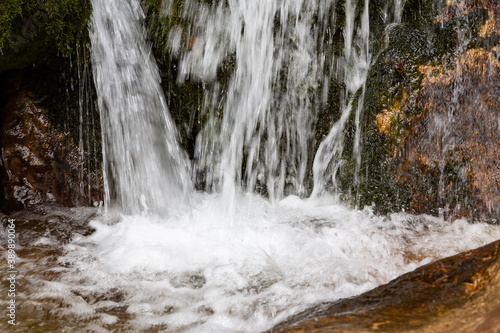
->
269, 238, 500, 332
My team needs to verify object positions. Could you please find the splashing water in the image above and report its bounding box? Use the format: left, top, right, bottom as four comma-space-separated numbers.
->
170, 0, 339, 206
22, 0, 497, 332
5, 198, 500, 332
91, 0, 406, 212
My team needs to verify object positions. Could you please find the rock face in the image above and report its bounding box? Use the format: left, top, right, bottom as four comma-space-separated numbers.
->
393, 0, 500, 221
0, 75, 102, 212
268, 239, 500, 333
398, 47, 500, 221
348, 0, 500, 220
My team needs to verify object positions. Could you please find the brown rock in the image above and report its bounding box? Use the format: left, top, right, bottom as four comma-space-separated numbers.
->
268, 239, 500, 333
397, 47, 500, 221
0, 76, 102, 211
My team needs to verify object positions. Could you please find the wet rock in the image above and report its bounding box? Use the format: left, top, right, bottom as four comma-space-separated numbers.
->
345, 0, 500, 219
268, 238, 500, 333
3, 206, 98, 246
398, 47, 500, 220
0, 76, 102, 211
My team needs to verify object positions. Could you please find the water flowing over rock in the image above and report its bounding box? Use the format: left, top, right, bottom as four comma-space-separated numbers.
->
343, 0, 500, 219
269, 238, 500, 332
89, 0, 192, 216
398, 47, 500, 221
1, 0, 500, 331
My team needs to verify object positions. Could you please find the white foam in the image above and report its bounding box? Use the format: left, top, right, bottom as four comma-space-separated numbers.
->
45, 193, 500, 332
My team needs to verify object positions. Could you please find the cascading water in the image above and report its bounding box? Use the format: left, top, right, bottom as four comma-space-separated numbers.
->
89, 0, 192, 216
311, 0, 407, 199
170, 0, 332, 206
312, 0, 371, 199
76, 43, 101, 206
7, 0, 500, 332
169, 0, 405, 205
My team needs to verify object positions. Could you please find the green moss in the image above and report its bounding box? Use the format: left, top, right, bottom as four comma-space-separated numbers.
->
334, 21, 431, 212
144, 0, 236, 159
314, 79, 344, 150
337, 65, 414, 213
0, 0, 23, 52
143, 0, 188, 54
431, 8, 489, 65
402, 0, 446, 28
337, 0, 492, 215
0, 0, 91, 72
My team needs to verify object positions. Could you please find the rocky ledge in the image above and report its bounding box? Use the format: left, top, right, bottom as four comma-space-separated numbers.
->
269, 238, 500, 333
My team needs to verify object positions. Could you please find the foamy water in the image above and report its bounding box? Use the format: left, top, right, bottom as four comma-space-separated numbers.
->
23, 1, 497, 331
9, 195, 499, 332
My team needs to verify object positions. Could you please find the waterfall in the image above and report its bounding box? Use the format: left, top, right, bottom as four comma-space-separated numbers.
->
89, 0, 413, 216
168, 0, 333, 207
14, 1, 500, 332
312, 0, 371, 199
164, 0, 405, 207
89, 0, 192, 216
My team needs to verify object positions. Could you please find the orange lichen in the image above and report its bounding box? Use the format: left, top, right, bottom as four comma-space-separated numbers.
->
376, 110, 393, 134
376, 91, 408, 136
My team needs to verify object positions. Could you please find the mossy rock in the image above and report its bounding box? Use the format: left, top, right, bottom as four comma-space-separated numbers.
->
402, 0, 447, 28
343, 0, 497, 218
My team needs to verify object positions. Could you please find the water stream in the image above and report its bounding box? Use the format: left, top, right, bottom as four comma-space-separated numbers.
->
2, 0, 499, 332
90, 0, 192, 217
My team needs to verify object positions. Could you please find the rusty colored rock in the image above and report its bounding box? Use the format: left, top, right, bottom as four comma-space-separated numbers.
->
0, 78, 102, 211
385, 56, 406, 72
268, 239, 500, 333
396, 46, 500, 220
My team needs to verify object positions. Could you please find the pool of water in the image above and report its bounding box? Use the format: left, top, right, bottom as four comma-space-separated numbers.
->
2, 194, 499, 332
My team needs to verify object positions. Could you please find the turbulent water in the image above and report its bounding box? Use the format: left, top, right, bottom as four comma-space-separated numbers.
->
3, 201, 500, 332
2, 0, 498, 332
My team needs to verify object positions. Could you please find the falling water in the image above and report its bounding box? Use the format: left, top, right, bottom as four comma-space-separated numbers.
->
89, 0, 192, 216
168, 0, 334, 207
312, 0, 371, 199
167, 0, 407, 206
22, 0, 496, 332
76, 43, 100, 206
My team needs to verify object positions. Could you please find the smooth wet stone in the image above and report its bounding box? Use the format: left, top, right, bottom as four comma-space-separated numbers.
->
268, 239, 500, 333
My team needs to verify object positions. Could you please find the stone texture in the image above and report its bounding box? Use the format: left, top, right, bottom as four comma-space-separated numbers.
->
360, 0, 500, 220
397, 47, 500, 221
268, 239, 500, 333
0, 76, 102, 211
